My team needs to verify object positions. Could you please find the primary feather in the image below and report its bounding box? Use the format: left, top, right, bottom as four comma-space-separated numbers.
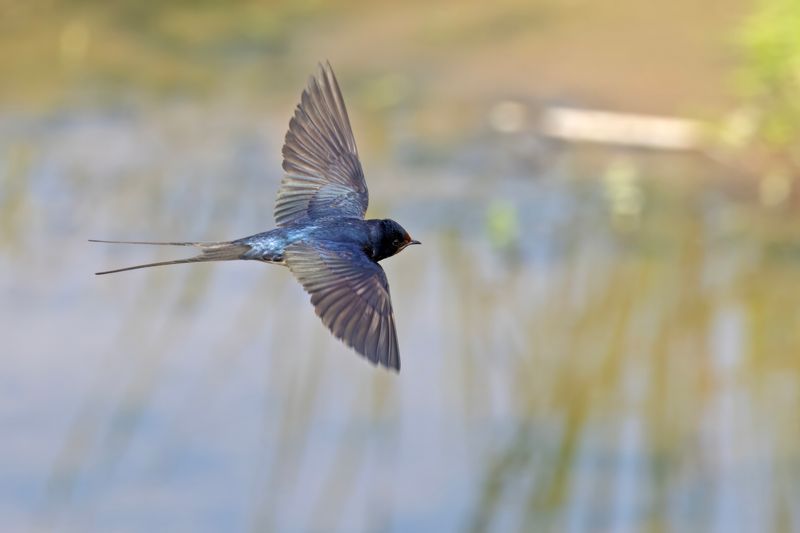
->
275, 62, 369, 226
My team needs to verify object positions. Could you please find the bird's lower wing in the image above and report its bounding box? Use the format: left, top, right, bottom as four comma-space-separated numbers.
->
285, 242, 400, 371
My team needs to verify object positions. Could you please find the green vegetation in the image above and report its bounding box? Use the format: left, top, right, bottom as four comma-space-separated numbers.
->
0, 0, 328, 103
737, 0, 800, 161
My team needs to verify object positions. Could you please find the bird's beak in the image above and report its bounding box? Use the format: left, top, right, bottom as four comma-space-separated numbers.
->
409, 239, 421, 245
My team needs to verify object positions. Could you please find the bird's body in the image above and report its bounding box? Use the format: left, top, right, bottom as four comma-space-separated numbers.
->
237, 218, 410, 264
92, 63, 419, 371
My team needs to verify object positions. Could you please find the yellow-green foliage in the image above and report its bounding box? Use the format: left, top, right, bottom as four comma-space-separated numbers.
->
738, 0, 800, 150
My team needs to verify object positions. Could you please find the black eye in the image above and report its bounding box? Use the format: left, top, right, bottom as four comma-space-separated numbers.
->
392, 239, 400, 246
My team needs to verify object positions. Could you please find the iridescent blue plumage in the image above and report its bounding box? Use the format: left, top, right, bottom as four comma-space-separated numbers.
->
92, 62, 419, 371
237, 218, 415, 264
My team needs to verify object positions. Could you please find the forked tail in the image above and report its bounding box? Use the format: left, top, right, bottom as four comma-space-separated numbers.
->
89, 239, 251, 275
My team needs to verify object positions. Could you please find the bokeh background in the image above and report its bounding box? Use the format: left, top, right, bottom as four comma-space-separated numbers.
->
2, 0, 800, 531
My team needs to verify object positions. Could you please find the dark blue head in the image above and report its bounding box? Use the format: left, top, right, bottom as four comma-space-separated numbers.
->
368, 219, 420, 261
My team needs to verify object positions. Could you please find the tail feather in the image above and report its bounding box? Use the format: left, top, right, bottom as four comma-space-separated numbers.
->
89, 239, 203, 246
90, 239, 251, 275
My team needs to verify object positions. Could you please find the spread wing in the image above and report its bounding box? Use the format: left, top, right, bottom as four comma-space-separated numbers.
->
275, 62, 368, 227
285, 242, 400, 371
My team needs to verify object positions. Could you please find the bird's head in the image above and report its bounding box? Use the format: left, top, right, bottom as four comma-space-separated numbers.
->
371, 219, 420, 261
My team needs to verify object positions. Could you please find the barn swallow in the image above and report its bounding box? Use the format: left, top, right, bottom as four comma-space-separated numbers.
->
91, 62, 419, 371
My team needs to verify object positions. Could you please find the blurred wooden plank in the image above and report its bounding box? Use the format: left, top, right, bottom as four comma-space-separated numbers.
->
540, 106, 704, 150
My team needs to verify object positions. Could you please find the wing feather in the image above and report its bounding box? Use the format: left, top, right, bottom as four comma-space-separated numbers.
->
275, 63, 368, 226
285, 242, 400, 370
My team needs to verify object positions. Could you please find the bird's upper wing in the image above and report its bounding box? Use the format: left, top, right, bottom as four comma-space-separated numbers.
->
275, 62, 368, 227
285, 241, 400, 370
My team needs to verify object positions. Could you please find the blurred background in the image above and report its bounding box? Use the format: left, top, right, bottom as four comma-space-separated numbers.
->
2, 0, 799, 531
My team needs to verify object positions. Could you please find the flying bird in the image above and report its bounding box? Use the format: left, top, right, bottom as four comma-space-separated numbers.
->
92, 63, 419, 371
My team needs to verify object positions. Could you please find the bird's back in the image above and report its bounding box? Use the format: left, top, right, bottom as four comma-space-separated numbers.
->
236, 218, 373, 263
